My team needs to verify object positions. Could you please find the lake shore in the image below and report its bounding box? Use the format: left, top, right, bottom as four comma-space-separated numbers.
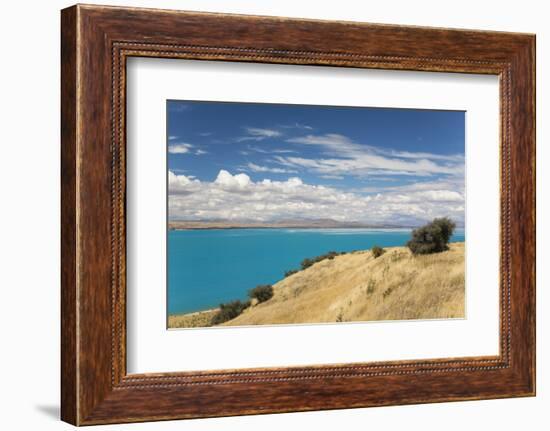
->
168, 242, 465, 329
168, 220, 411, 230
168, 308, 219, 329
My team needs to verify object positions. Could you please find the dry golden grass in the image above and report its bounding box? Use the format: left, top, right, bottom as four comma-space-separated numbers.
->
168, 309, 218, 329
168, 242, 465, 328
223, 242, 465, 326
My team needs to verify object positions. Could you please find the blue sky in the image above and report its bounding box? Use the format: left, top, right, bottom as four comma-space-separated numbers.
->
167, 100, 465, 226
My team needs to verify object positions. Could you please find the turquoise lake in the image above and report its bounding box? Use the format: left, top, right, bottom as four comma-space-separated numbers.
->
167, 228, 465, 315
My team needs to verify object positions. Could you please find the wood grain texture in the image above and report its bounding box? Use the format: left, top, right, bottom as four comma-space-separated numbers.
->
60, 4, 535, 425
60, 5, 78, 425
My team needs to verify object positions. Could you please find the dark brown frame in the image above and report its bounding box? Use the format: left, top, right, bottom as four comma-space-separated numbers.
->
61, 4, 536, 426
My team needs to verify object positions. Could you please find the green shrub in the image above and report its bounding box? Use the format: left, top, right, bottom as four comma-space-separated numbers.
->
366, 279, 376, 295
248, 284, 274, 303
300, 257, 315, 270
211, 300, 250, 325
407, 217, 456, 255
286, 251, 347, 276
284, 269, 299, 278
300, 251, 342, 270
382, 287, 395, 299
371, 245, 386, 258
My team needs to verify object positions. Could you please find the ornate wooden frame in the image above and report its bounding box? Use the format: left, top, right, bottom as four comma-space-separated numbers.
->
61, 4, 535, 425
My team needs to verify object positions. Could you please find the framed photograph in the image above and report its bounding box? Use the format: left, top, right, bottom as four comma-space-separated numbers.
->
165, 100, 467, 329
61, 4, 535, 425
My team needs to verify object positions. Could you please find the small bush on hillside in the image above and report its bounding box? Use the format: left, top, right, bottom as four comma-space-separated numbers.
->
371, 245, 386, 258
366, 279, 376, 295
300, 257, 315, 270
407, 217, 456, 255
284, 269, 299, 278
248, 284, 274, 303
300, 251, 343, 270
382, 287, 395, 299
211, 300, 250, 325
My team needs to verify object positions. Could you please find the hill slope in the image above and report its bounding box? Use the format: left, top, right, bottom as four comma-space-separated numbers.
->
222, 242, 465, 326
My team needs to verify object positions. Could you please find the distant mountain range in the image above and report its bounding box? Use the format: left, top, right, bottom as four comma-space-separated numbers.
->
168, 218, 415, 230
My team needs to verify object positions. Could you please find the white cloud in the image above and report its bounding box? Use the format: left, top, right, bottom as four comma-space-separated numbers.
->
282, 133, 464, 177
168, 142, 207, 155
288, 133, 355, 150
247, 146, 295, 154
168, 170, 464, 226
246, 146, 269, 154
384, 150, 463, 162
246, 163, 297, 174
360, 177, 464, 194
247, 145, 296, 155
275, 155, 461, 177
168, 171, 202, 196
214, 170, 251, 190
280, 123, 314, 130
236, 127, 282, 142
246, 127, 281, 138
169, 171, 193, 186
320, 175, 344, 180
168, 143, 193, 154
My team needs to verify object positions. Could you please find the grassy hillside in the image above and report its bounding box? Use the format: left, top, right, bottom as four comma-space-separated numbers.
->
168, 309, 218, 329
168, 242, 465, 328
